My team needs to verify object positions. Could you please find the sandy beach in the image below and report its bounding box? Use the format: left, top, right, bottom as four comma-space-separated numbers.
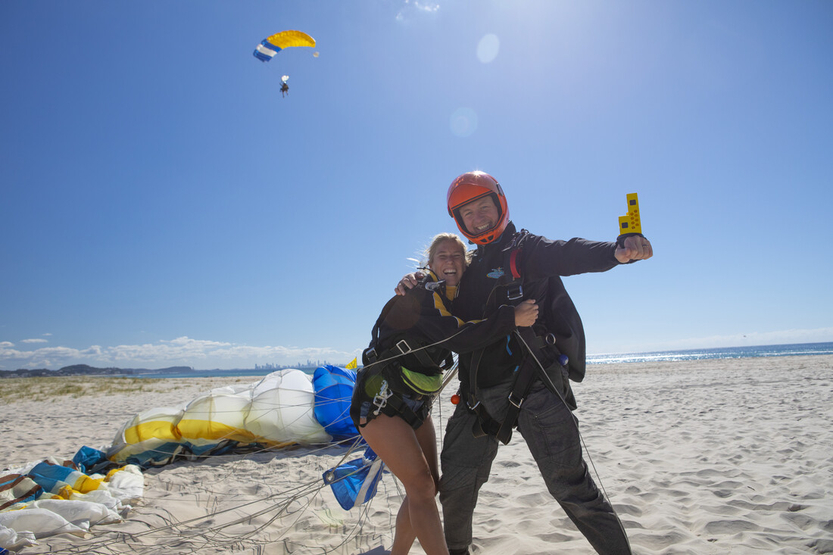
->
2, 355, 832, 554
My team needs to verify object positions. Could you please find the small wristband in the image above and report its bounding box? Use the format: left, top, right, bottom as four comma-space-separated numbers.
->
616, 232, 645, 249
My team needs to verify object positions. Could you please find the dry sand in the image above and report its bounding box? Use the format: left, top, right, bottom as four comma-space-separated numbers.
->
2, 355, 832, 554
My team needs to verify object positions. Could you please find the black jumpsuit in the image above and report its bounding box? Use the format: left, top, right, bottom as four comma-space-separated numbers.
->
351, 270, 516, 430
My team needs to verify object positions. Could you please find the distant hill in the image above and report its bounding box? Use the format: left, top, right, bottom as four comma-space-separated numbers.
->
0, 364, 195, 379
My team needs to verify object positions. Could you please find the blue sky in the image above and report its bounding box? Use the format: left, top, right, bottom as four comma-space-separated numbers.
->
2, 1, 831, 370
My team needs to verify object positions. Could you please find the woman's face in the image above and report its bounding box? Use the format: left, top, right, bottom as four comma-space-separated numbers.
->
429, 239, 466, 287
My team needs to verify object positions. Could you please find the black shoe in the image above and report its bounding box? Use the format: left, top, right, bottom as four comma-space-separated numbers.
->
448, 549, 470, 555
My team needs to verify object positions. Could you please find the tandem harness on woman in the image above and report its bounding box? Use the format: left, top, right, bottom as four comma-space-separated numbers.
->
464, 230, 585, 445
351, 280, 455, 431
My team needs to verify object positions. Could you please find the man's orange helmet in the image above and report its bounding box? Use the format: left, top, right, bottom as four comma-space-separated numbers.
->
446, 171, 510, 245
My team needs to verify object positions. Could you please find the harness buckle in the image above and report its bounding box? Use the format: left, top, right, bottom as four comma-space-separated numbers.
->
365, 348, 378, 362
506, 284, 523, 301
396, 339, 412, 354
544, 333, 556, 346
508, 392, 524, 409
372, 380, 393, 416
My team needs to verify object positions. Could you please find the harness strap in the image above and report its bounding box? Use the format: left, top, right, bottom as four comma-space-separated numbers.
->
495, 329, 542, 444
395, 339, 443, 372
467, 328, 565, 445
509, 247, 522, 280
382, 392, 423, 428
470, 402, 501, 439
496, 328, 561, 445
465, 347, 486, 412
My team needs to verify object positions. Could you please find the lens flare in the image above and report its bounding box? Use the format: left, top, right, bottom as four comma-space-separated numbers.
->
450, 108, 478, 138
477, 34, 500, 63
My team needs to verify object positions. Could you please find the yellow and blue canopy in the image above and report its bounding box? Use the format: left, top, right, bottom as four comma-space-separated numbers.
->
253, 30, 315, 62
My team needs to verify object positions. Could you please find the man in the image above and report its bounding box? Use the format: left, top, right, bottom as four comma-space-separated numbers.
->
397, 171, 652, 554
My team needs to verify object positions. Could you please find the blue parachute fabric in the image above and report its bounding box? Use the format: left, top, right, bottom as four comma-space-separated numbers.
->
123, 440, 239, 469
123, 442, 184, 468
72, 446, 109, 475
323, 447, 384, 511
183, 440, 238, 458
313, 365, 359, 441
27, 462, 80, 493
253, 40, 279, 61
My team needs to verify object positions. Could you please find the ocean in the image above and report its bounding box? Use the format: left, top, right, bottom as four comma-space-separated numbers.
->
586, 341, 833, 364
135, 342, 833, 379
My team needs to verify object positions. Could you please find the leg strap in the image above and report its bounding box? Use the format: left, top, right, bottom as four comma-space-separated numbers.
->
494, 355, 538, 445
384, 393, 426, 429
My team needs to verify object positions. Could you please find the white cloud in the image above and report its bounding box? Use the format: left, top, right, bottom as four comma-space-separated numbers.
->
5, 327, 829, 371
396, 0, 440, 22
21, 338, 48, 344
413, 1, 439, 13
0, 336, 357, 370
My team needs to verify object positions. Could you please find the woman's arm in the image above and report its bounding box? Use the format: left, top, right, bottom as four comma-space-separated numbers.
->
413, 289, 537, 354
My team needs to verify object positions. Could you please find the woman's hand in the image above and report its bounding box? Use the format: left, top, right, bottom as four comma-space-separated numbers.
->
395, 272, 423, 295
513, 299, 539, 327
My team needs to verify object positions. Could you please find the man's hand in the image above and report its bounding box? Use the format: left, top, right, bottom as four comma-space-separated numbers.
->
395, 272, 424, 295
514, 299, 539, 327
615, 236, 654, 263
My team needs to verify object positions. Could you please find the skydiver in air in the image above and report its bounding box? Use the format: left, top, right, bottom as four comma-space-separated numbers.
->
280, 82, 289, 97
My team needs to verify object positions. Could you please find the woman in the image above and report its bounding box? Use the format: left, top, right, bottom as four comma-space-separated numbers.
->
351, 233, 538, 555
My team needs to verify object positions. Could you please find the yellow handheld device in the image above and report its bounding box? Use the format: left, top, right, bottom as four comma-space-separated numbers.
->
618, 193, 642, 234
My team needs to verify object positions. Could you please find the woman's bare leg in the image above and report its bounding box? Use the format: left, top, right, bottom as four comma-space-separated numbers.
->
361, 413, 449, 555
391, 496, 416, 554
388, 415, 439, 553
415, 415, 439, 489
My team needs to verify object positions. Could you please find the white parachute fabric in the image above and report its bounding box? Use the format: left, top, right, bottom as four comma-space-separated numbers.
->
108, 369, 332, 467
0, 462, 142, 551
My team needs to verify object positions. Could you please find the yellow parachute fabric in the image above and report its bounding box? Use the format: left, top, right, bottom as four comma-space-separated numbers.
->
265, 30, 315, 50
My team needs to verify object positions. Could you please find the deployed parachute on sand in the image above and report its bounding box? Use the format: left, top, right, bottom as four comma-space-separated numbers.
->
107, 365, 381, 507
110, 368, 344, 466
0, 366, 384, 552
0, 454, 143, 552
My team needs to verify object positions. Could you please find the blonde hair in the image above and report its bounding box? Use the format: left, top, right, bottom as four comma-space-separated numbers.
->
424, 233, 471, 268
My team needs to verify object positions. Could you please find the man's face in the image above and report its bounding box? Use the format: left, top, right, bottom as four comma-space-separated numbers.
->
459, 195, 499, 236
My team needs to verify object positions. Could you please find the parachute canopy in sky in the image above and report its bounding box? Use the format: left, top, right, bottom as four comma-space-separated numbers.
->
253, 30, 316, 62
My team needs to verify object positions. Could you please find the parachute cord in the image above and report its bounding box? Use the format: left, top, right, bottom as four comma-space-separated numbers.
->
512, 330, 632, 552
45, 471, 329, 555
66, 451, 387, 555
359, 323, 476, 374
437, 357, 460, 395
327, 435, 368, 477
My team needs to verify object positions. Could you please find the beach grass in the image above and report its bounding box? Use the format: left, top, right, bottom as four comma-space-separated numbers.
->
0, 376, 188, 403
